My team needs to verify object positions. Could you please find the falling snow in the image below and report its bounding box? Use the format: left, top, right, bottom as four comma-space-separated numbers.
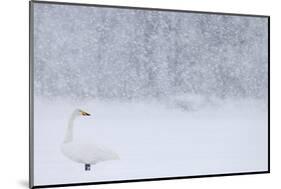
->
32, 3, 268, 186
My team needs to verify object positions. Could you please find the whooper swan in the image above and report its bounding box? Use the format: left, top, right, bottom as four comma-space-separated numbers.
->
61, 109, 119, 171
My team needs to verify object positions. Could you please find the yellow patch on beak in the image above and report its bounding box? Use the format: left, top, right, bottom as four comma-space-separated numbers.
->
80, 110, 91, 116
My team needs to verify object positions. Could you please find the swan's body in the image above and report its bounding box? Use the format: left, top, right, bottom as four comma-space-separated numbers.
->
61, 109, 119, 170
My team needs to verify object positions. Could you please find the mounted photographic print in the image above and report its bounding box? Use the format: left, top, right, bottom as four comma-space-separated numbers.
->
29, 1, 270, 188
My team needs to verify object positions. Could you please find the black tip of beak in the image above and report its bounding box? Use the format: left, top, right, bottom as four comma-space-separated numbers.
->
86, 113, 91, 116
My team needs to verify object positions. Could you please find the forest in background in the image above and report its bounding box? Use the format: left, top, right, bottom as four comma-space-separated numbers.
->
33, 4, 268, 101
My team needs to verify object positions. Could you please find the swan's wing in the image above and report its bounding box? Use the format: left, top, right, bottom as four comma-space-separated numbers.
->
93, 144, 120, 161
61, 142, 119, 164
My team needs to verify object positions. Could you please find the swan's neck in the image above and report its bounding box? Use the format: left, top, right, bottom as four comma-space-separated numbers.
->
64, 113, 77, 143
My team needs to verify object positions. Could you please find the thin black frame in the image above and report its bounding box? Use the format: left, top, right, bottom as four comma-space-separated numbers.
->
29, 1, 270, 188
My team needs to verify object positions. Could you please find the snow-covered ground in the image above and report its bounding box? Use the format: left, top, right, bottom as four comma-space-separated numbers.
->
33, 97, 268, 186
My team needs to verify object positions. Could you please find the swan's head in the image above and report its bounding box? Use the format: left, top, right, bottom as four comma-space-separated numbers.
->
74, 109, 91, 117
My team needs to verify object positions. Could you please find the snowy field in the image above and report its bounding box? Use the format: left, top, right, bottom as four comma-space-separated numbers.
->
33, 96, 268, 186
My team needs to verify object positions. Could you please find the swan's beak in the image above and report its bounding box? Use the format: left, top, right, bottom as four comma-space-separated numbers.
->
81, 111, 91, 116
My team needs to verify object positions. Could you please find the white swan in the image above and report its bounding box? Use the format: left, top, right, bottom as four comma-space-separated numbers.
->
61, 109, 119, 171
